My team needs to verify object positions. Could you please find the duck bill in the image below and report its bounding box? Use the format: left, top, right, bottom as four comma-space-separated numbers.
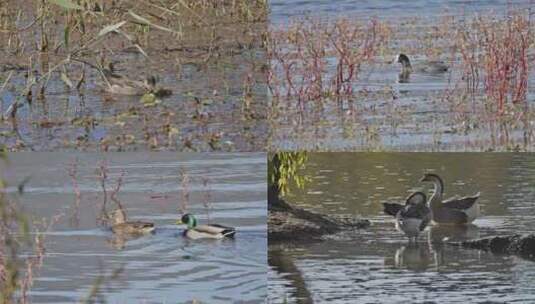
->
175, 219, 183, 225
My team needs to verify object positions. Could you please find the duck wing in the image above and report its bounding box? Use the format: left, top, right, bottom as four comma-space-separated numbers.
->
442, 192, 480, 210
195, 224, 236, 237
399, 204, 431, 231
120, 221, 154, 230
131, 221, 154, 228
383, 203, 404, 217
433, 207, 468, 224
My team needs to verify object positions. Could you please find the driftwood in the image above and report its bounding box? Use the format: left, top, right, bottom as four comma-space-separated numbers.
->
460, 234, 535, 260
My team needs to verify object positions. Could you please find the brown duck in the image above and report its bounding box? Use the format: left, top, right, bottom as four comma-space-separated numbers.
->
111, 209, 155, 235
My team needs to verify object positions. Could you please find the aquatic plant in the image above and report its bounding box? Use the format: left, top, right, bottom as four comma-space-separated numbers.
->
178, 168, 191, 215
0, 0, 268, 151
201, 177, 213, 222
95, 160, 126, 226
0, 156, 58, 304
67, 158, 81, 227
454, 9, 533, 147
268, 17, 390, 107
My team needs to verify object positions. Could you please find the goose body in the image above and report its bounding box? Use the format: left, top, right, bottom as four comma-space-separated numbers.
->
111, 210, 155, 235
383, 192, 431, 242
395, 53, 448, 82
420, 173, 480, 225
177, 214, 236, 240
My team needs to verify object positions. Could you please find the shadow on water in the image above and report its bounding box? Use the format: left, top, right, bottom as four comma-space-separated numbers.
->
269, 153, 535, 303
269, 247, 314, 304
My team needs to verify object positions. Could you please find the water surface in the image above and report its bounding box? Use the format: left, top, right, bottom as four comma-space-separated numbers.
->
269, 153, 535, 303
268, 0, 535, 151
1, 153, 267, 304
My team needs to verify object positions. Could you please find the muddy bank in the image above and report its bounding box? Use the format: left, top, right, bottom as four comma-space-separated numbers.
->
460, 234, 535, 260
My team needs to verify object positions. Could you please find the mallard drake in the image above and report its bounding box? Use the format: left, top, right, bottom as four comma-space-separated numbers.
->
420, 173, 480, 225
176, 213, 236, 240
383, 192, 431, 242
110, 209, 155, 235
395, 53, 448, 82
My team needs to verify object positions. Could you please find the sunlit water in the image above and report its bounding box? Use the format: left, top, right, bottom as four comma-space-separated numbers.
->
1, 153, 267, 303
269, 153, 535, 303
269, 0, 535, 151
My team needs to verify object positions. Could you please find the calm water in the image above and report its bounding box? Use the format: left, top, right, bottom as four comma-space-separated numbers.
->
269, 153, 535, 303
270, 0, 534, 23
1, 153, 267, 303
269, 0, 535, 151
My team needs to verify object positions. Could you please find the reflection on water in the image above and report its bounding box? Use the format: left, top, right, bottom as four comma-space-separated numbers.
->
1, 153, 266, 304
269, 153, 535, 303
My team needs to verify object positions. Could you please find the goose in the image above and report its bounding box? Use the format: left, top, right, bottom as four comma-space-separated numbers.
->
176, 214, 236, 240
110, 209, 155, 235
420, 173, 480, 225
383, 192, 431, 242
395, 53, 449, 82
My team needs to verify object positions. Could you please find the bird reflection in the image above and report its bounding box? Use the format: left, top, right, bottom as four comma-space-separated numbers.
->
428, 224, 480, 244
385, 224, 481, 271
392, 243, 433, 271
106, 234, 145, 250
398, 71, 411, 83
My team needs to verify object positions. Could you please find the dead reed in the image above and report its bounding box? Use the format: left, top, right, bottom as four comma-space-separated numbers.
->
454, 9, 533, 146
268, 17, 390, 107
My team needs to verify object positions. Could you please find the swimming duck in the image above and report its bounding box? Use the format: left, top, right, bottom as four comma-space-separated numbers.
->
176, 213, 236, 240
110, 209, 155, 235
102, 68, 154, 95
420, 173, 480, 225
395, 53, 449, 82
383, 192, 431, 242
102, 68, 172, 97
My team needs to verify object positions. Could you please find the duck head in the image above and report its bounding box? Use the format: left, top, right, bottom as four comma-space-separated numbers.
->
176, 213, 197, 228
405, 191, 427, 206
396, 53, 412, 69
145, 75, 157, 88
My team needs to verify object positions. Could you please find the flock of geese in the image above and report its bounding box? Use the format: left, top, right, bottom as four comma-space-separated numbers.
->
110, 211, 236, 240
383, 173, 480, 242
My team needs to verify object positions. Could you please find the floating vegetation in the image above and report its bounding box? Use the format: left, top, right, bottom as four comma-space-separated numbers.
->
0, 0, 268, 151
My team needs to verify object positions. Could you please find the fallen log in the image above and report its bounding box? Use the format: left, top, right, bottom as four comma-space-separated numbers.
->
269, 184, 369, 242
460, 234, 535, 260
